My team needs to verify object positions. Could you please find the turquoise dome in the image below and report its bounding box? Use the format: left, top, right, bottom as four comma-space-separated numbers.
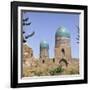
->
40, 41, 49, 49
56, 26, 70, 38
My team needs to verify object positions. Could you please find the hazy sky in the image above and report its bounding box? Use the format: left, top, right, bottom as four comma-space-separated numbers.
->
22, 11, 80, 59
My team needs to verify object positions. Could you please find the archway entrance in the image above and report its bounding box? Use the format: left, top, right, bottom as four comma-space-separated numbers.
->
59, 58, 68, 67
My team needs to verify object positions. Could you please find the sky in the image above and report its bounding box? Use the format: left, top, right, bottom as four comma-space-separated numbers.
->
22, 11, 80, 59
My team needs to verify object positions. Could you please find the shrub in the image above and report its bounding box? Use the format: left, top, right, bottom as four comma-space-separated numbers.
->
49, 66, 64, 75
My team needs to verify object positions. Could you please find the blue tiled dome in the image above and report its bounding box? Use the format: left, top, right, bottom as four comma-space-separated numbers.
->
40, 41, 49, 49
56, 26, 70, 38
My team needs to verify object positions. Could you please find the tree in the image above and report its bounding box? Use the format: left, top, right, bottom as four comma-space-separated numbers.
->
22, 17, 35, 43
76, 25, 80, 44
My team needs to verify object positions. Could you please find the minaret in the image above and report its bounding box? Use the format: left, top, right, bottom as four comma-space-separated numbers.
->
55, 26, 71, 65
40, 41, 49, 63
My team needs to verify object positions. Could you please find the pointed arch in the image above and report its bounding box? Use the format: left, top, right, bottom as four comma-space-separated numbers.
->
59, 58, 68, 67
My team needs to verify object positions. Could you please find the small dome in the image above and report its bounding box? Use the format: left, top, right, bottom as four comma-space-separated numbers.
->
40, 41, 49, 49
56, 26, 70, 38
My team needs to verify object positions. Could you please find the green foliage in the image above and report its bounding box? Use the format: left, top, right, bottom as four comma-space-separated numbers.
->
49, 66, 64, 75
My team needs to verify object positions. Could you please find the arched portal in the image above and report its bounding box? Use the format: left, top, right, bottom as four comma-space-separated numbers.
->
59, 58, 68, 67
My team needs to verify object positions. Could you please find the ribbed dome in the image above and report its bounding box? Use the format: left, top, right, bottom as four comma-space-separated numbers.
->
40, 41, 49, 49
56, 26, 70, 38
